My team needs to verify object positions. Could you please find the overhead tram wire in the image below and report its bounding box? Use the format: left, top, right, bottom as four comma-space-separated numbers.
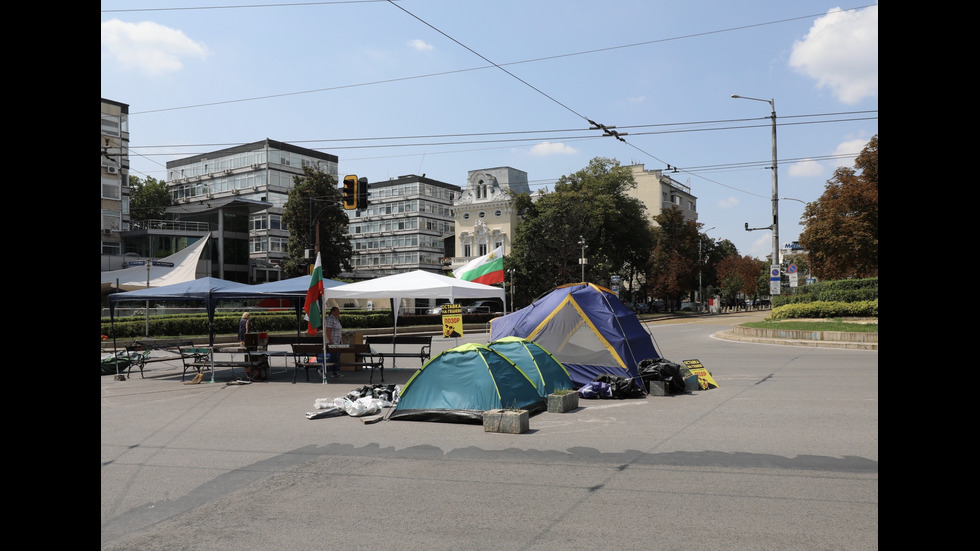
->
128, 110, 876, 153
126, 110, 876, 157
379, 2, 864, 186
384, 0, 590, 125
102, 1, 397, 13
123, 5, 877, 117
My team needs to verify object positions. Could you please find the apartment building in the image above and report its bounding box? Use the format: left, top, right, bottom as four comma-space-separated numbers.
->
166, 139, 339, 281
345, 174, 460, 278
101, 99, 129, 258
626, 164, 698, 224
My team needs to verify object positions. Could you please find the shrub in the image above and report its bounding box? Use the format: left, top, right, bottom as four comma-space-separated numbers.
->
768, 299, 878, 320
773, 277, 877, 308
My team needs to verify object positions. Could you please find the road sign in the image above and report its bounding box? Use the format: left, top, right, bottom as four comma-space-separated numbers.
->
770, 265, 781, 295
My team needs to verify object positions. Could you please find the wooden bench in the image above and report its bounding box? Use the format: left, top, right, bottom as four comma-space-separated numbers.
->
290, 343, 382, 383
179, 346, 214, 381
178, 346, 267, 382
124, 340, 195, 379
364, 335, 433, 366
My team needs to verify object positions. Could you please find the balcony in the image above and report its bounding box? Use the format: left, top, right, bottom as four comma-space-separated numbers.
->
128, 219, 210, 233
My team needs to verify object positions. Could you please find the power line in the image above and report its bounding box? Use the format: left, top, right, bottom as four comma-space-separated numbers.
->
126, 6, 876, 116
127, 111, 876, 154
102, 0, 394, 13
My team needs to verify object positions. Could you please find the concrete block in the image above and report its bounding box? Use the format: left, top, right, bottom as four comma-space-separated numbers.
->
483, 409, 529, 433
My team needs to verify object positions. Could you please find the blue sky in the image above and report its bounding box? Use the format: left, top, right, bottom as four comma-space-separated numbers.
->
101, 1, 878, 260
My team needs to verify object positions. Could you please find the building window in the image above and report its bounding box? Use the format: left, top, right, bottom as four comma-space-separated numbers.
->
102, 176, 121, 200
463, 213, 470, 220
102, 209, 121, 231
494, 209, 502, 217
101, 114, 120, 137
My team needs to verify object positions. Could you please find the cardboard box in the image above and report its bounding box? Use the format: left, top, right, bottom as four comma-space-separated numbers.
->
339, 332, 364, 371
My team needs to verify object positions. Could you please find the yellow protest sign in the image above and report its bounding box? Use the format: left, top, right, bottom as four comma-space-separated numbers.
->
442, 304, 463, 338
683, 359, 718, 390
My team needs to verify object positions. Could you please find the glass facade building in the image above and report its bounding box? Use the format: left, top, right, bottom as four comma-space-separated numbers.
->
345, 175, 460, 277
167, 139, 338, 281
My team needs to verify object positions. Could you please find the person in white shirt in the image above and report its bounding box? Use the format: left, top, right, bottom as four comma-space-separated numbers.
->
323, 307, 343, 378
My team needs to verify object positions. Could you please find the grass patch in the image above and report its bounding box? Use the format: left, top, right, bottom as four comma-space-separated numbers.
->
744, 319, 878, 332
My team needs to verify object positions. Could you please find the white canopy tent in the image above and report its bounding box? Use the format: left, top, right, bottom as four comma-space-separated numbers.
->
101, 235, 210, 292
326, 270, 505, 325
326, 270, 505, 367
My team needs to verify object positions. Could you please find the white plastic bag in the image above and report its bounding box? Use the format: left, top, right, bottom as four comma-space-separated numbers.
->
344, 399, 367, 417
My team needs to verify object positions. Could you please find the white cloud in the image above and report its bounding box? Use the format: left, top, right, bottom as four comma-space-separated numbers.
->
832, 137, 868, 168
408, 39, 434, 52
529, 142, 579, 156
717, 196, 740, 209
789, 5, 878, 104
101, 19, 209, 77
788, 159, 824, 178
750, 233, 773, 260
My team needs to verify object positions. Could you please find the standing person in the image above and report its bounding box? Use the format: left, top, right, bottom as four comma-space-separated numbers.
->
323, 307, 343, 378
238, 312, 250, 345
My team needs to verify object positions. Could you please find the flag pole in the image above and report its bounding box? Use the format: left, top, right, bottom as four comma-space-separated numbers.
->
316, 222, 328, 384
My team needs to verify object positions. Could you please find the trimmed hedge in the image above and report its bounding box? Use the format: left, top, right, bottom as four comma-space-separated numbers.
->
773, 277, 878, 307
100, 311, 501, 340
768, 299, 878, 320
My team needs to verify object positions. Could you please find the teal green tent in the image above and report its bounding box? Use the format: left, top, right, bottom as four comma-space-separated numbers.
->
390, 343, 545, 423
488, 337, 573, 397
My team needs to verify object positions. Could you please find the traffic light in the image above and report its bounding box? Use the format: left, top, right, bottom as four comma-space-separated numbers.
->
357, 177, 369, 211
343, 175, 357, 210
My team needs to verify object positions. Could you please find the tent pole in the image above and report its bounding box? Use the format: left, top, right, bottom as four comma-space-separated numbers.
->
110, 302, 121, 378
320, 294, 327, 384
390, 298, 398, 369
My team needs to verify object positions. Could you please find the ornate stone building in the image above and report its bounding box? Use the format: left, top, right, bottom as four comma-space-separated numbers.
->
451, 167, 530, 268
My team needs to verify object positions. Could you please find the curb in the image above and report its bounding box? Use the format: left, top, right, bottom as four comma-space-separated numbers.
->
713, 326, 877, 350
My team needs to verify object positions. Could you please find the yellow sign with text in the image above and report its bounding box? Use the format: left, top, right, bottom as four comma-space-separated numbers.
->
683, 359, 718, 390
442, 304, 463, 338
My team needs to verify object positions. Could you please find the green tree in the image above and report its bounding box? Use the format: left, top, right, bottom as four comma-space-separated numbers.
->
129, 175, 172, 224
280, 166, 352, 278
647, 207, 701, 311
799, 135, 878, 279
716, 254, 765, 307
510, 158, 653, 304
697, 236, 737, 301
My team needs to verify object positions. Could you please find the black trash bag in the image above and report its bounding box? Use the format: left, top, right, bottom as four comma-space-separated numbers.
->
592, 374, 645, 399
637, 358, 688, 395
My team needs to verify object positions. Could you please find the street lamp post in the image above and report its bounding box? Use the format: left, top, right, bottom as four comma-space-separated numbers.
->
699, 226, 715, 312
732, 94, 779, 293
578, 236, 588, 282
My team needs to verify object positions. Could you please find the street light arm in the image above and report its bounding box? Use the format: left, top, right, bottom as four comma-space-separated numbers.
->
733, 93, 780, 286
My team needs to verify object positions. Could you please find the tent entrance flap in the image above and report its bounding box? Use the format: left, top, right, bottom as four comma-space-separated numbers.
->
489, 283, 660, 388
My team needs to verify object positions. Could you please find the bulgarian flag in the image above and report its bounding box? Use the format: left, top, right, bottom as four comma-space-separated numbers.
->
303, 253, 324, 335
454, 246, 505, 284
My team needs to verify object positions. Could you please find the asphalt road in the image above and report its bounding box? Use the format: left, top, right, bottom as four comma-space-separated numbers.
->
101, 311, 878, 550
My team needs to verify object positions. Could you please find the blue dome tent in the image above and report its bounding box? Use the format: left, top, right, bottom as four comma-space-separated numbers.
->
489, 283, 660, 389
